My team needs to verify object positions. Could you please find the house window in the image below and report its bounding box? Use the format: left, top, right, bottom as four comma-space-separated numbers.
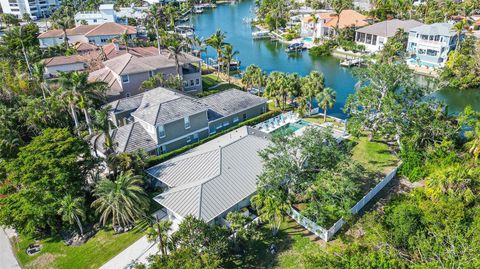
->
126, 93, 131, 97
190, 80, 194, 86
233, 116, 239, 123
427, 49, 438, 56
193, 133, 199, 141
223, 122, 229, 127
243, 113, 247, 120
261, 106, 266, 113
418, 49, 426, 55
158, 125, 166, 138
209, 126, 216, 134
93, 19, 97, 23
196, 78, 200, 85
186, 136, 192, 144
101, 38, 108, 43
184, 116, 191, 129
216, 124, 223, 130
158, 145, 167, 154
149, 70, 154, 78
121, 75, 129, 83
183, 81, 188, 87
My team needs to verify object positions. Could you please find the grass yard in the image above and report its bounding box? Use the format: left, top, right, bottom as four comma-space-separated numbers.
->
202, 74, 224, 90
351, 136, 399, 174
199, 74, 241, 97
14, 228, 144, 269
303, 114, 345, 130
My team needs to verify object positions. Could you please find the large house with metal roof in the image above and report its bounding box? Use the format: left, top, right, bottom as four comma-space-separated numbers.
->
88, 49, 203, 101
93, 87, 267, 156
355, 19, 424, 53
146, 126, 271, 224
38, 22, 137, 48
406, 22, 463, 68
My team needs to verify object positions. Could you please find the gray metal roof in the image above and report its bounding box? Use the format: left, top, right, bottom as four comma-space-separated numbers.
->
95, 121, 157, 154
356, 19, 424, 37
200, 89, 267, 121
409, 22, 456, 37
148, 126, 271, 222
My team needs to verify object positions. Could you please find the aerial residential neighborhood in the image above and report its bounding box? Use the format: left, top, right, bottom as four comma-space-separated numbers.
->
1, 0, 480, 269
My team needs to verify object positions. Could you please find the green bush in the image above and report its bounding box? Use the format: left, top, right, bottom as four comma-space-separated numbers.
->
338, 39, 365, 53
309, 40, 337, 57
145, 110, 281, 167
398, 142, 426, 182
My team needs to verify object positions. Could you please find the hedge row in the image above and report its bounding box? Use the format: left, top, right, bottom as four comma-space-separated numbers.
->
145, 110, 281, 168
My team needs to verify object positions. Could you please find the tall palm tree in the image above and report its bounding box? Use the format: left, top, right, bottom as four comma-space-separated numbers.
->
147, 219, 173, 256
93, 107, 116, 156
251, 189, 290, 236
56, 17, 71, 49
221, 44, 239, 82
31, 62, 50, 99
119, 29, 129, 53
58, 195, 86, 236
301, 71, 325, 114
317, 87, 336, 122
164, 34, 189, 77
206, 30, 227, 77
145, 4, 164, 55
451, 19, 467, 67
58, 71, 106, 136
92, 171, 150, 227
6, 26, 33, 76
265, 71, 285, 109
329, 0, 352, 35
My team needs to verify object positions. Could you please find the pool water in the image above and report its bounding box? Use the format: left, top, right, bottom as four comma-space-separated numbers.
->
303, 37, 314, 43
271, 120, 311, 135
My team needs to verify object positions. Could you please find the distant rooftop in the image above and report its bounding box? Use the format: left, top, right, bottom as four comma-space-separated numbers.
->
409, 22, 457, 36
356, 19, 424, 37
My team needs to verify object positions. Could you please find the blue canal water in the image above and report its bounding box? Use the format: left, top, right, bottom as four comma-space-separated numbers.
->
190, 0, 480, 117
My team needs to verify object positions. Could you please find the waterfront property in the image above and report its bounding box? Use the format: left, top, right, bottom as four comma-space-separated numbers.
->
38, 22, 137, 48
0, 0, 60, 19
88, 49, 202, 100
300, 10, 370, 39
146, 126, 271, 225
93, 88, 267, 156
355, 19, 424, 53
74, 4, 147, 26
406, 22, 463, 68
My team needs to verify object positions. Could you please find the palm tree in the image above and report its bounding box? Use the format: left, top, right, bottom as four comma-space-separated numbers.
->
164, 34, 189, 77
56, 17, 71, 49
145, 4, 164, 55
451, 19, 467, 67
221, 44, 239, 82
265, 71, 285, 109
58, 71, 106, 136
317, 87, 336, 122
6, 26, 33, 76
58, 195, 86, 236
93, 107, 116, 156
206, 30, 227, 78
301, 71, 325, 114
251, 189, 290, 236
147, 219, 173, 256
92, 171, 150, 227
31, 62, 50, 99
329, 0, 352, 35
119, 29, 129, 53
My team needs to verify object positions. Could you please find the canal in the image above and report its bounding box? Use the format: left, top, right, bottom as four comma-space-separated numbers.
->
190, 0, 480, 117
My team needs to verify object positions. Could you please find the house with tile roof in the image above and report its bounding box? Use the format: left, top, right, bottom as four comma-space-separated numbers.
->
146, 126, 271, 224
301, 10, 370, 39
406, 22, 463, 68
38, 22, 137, 48
88, 49, 203, 101
43, 55, 88, 76
355, 19, 424, 52
93, 87, 267, 157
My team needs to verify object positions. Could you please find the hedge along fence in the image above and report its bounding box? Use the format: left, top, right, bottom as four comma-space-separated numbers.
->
145, 110, 281, 168
290, 166, 399, 241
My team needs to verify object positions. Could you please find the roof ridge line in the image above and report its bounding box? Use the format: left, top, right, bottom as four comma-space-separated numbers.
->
118, 54, 134, 75
122, 122, 135, 152
84, 23, 102, 36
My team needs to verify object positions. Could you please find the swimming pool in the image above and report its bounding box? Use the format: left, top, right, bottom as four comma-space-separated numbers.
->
271, 120, 311, 136
303, 37, 314, 43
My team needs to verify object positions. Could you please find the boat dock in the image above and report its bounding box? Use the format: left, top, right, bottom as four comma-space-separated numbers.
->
340, 58, 364, 67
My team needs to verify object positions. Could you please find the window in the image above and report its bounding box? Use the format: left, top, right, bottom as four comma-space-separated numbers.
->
196, 78, 200, 85
158, 145, 167, 154
233, 116, 239, 123
186, 136, 192, 144
190, 80, 194, 86
426, 49, 438, 56
158, 125, 166, 138
216, 124, 223, 130
261, 106, 266, 113
126, 93, 130, 97
183, 81, 188, 87
184, 117, 190, 129
121, 75, 129, 83
93, 19, 97, 23
223, 122, 229, 127
101, 38, 108, 43
243, 113, 247, 121
193, 133, 199, 141
418, 49, 426, 55
209, 126, 216, 134
372, 35, 377, 45
149, 70, 154, 78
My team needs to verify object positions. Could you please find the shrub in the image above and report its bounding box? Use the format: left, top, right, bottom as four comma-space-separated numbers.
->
309, 40, 337, 57
145, 110, 281, 167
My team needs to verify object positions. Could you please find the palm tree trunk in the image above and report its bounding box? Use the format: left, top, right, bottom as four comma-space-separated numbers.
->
63, 28, 69, 49
154, 24, 161, 55
217, 51, 221, 79
70, 103, 80, 135
323, 108, 327, 122
83, 108, 93, 136
75, 214, 84, 236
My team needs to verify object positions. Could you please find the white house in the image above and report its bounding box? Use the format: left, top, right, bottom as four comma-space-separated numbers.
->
74, 4, 148, 26
406, 22, 462, 68
43, 55, 88, 77
355, 19, 424, 53
146, 126, 271, 225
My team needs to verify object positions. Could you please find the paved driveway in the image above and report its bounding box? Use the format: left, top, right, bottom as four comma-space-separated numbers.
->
0, 227, 21, 269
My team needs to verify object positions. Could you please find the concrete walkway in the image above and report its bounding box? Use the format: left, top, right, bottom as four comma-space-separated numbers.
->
0, 227, 21, 269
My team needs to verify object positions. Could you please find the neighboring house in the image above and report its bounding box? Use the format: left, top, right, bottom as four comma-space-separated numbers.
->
406, 22, 462, 68
38, 22, 137, 48
355, 19, 424, 53
43, 55, 88, 77
88, 50, 203, 100
0, 0, 60, 19
301, 10, 370, 39
74, 4, 147, 26
146, 126, 271, 225
93, 87, 267, 156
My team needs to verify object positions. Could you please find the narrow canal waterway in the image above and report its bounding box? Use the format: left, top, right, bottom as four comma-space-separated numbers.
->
190, 0, 480, 117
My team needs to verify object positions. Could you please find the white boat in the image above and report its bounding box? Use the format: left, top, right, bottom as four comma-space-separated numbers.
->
252, 30, 270, 39
194, 7, 203, 14
285, 42, 305, 53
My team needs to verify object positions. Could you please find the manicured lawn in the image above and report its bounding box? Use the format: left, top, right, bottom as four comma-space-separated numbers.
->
199, 74, 241, 97
350, 136, 399, 174
202, 74, 224, 90
15, 228, 144, 269
303, 114, 345, 130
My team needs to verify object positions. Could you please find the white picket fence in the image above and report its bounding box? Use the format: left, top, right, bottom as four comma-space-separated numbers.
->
290, 166, 399, 241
